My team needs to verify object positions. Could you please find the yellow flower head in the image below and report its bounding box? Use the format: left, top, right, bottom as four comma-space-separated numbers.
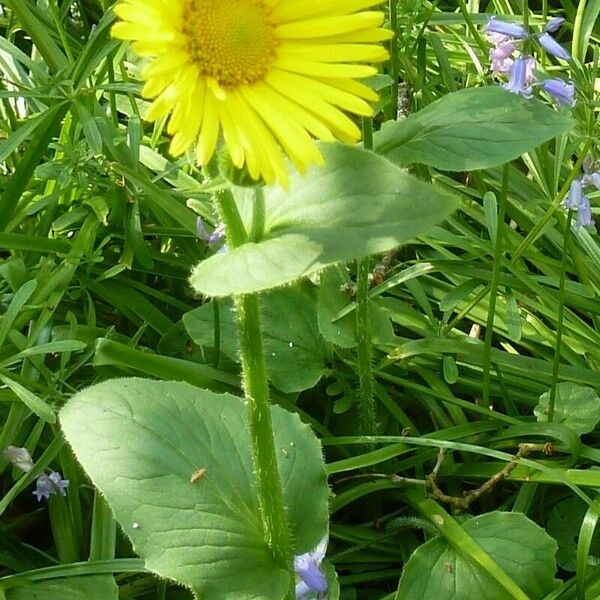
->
112, 0, 392, 186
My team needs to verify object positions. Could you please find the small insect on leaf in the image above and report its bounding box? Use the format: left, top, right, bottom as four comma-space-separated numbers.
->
190, 467, 208, 483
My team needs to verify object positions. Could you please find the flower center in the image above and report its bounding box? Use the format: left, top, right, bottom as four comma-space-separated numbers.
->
183, 0, 277, 89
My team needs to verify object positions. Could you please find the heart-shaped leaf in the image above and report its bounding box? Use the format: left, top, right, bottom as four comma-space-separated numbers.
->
60, 378, 329, 600
190, 144, 458, 296
546, 496, 600, 571
375, 86, 572, 171
397, 511, 557, 600
535, 383, 600, 435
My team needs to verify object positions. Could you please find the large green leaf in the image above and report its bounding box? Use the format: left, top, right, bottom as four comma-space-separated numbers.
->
190, 144, 458, 296
60, 378, 329, 600
397, 512, 557, 600
374, 87, 572, 171
6, 576, 118, 600
183, 286, 331, 393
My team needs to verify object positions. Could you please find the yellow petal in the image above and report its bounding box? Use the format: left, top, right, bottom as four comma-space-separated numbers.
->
277, 43, 389, 63
275, 58, 377, 79
271, 0, 385, 24
196, 92, 220, 166
275, 12, 384, 39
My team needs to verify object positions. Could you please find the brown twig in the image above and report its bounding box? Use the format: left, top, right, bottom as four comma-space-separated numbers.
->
426, 442, 554, 511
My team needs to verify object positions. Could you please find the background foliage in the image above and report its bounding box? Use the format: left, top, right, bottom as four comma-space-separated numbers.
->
0, 0, 599, 599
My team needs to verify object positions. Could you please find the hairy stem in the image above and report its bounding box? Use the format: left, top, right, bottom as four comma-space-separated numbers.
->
216, 188, 294, 598
356, 256, 377, 436
356, 118, 377, 437
235, 294, 293, 570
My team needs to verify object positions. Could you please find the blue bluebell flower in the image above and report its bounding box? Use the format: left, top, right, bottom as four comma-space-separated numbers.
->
503, 55, 536, 97
545, 17, 565, 32
196, 218, 225, 245
485, 17, 528, 39
196, 217, 228, 253
4, 445, 70, 502
564, 179, 594, 228
541, 79, 576, 107
577, 197, 593, 228
294, 536, 328, 599
33, 471, 69, 502
565, 179, 583, 210
537, 32, 571, 60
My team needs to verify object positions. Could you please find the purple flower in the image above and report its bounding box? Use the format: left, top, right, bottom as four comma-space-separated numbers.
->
489, 38, 516, 75
196, 218, 228, 253
565, 179, 583, 209
490, 38, 516, 59
538, 32, 571, 60
491, 55, 514, 76
294, 536, 328, 599
542, 78, 576, 107
485, 31, 510, 45
486, 17, 528, 39
4, 446, 69, 502
196, 218, 225, 245
33, 471, 69, 502
564, 179, 594, 228
545, 17, 565, 32
577, 197, 593, 228
3, 446, 33, 472
503, 55, 536, 97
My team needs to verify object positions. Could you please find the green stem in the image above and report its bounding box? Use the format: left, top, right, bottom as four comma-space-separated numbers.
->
106, 57, 119, 127
250, 186, 266, 242
356, 118, 377, 437
356, 256, 377, 435
385, 0, 399, 120
216, 188, 247, 247
48, 0, 74, 64
547, 210, 573, 422
362, 116, 374, 150
457, 0, 488, 54
482, 165, 508, 410
443, 284, 488, 336
212, 299, 220, 369
521, 0, 532, 55
572, 0, 588, 62
216, 188, 294, 598
521, 0, 529, 30
235, 294, 293, 572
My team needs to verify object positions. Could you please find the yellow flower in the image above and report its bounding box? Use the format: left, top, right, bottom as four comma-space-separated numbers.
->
112, 0, 392, 186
